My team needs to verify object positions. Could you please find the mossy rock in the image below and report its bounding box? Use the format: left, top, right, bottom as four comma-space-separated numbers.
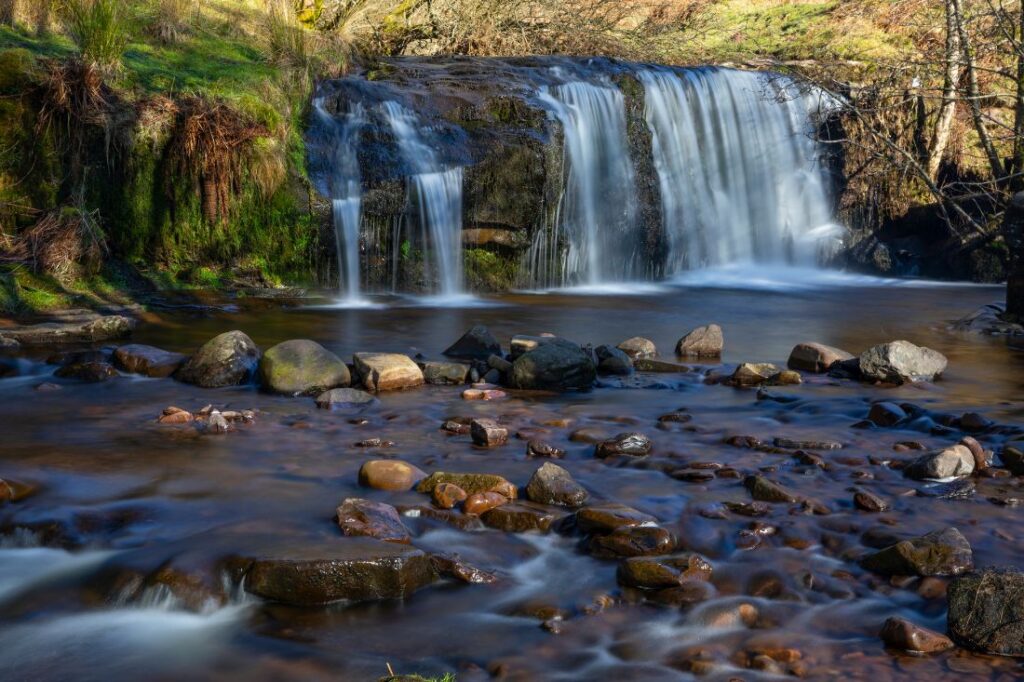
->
259, 339, 350, 396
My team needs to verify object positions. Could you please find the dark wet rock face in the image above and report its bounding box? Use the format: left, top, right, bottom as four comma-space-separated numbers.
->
617, 553, 712, 589
525, 462, 588, 507
443, 325, 502, 360
232, 538, 436, 605
54, 361, 118, 382
858, 340, 948, 384
948, 568, 1024, 656
259, 339, 350, 396
588, 525, 674, 558
113, 344, 186, 378
510, 338, 596, 392
176, 331, 261, 388
861, 527, 973, 577
336, 498, 412, 544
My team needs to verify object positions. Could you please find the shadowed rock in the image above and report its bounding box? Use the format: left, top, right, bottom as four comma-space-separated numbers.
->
114, 344, 186, 378
787, 342, 853, 373
177, 331, 261, 388
861, 527, 973, 577
443, 325, 501, 360
948, 567, 1024, 655
510, 338, 596, 391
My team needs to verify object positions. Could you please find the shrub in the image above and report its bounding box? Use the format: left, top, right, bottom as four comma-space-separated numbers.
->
60, 0, 129, 73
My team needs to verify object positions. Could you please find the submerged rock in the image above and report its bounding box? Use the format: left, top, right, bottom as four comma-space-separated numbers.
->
999, 445, 1024, 475
482, 502, 561, 533
509, 338, 596, 392
526, 439, 565, 458
443, 325, 502, 360
676, 324, 723, 357
904, 445, 975, 480
948, 567, 1024, 656
176, 331, 260, 388
861, 527, 973, 576
595, 432, 652, 458
617, 553, 712, 589
353, 352, 424, 392
787, 342, 854, 373
525, 462, 588, 507
879, 617, 953, 654
113, 344, 186, 378
633, 358, 691, 373
54, 361, 118, 382
575, 503, 658, 535
336, 498, 412, 543
232, 537, 436, 605
315, 387, 376, 410
744, 475, 798, 503
859, 340, 948, 384
868, 402, 907, 427
616, 337, 657, 359
259, 339, 350, 396
588, 525, 675, 558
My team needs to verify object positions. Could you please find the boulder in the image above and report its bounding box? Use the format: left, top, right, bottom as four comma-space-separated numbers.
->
415, 472, 517, 499
510, 334, 553, 359
730, 363, 779, 387
878, 617, 953, 654
443, 325, 501, 360
676, 324, 723, 357
787, 342, 854, 373
594, 345, 633, 375
510, 338, 596, 391
422, 361, 470, 385
525, 462, 588, 507
904, 445, 975, 480
616, 337, 657, 359
861, 527, 973, 576
859, 340, 948, 384
315, 387, 376, 410
176, 331, 260, 388
358, 460, 426, 491
617, 553, 712, 589
259, 339, 349, 396
113, 344, 186, 378
336, 498, 411, 543
948, 568, 1024, 655
353, 352, 424, 392
233, 537, 435, 605
595, 432, 653, 458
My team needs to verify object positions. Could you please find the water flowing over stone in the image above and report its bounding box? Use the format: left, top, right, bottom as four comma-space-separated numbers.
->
639, 67, 840, 272
380, 101, 465, 297
538, 80, 639, 286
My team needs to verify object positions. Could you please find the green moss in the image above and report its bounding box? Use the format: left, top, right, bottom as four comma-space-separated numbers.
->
464, 248, 517, 293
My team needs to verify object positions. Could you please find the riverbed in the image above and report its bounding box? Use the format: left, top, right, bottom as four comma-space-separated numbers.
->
1, 277, 1022, 681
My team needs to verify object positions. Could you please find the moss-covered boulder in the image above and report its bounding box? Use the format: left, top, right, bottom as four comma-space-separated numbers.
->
259, 339, 349, 396
861, 527, 973, 577
176, 331, 261, 388
415, 472, 517, 499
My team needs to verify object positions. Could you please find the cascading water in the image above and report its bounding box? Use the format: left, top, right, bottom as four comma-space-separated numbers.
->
639, 67, 840, 273
539, 81, 638, 287
381, 101, 465, 298
311, 98, 367, 303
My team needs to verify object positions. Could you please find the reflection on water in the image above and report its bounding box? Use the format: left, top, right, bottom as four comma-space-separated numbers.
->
1, 282, 1023, 680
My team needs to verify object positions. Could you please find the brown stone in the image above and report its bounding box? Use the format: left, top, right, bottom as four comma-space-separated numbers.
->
879, 616, 953, 653
158, 410, 194, 425
432, 483, 468, 509
114, 344, 186, 378
616, 337, 657, 359
352, 352, 424, 392
854, 490, 890, 512
481, 502, 561, 533
787, 342, 854, 373
617, 553, 712, 589
588, 525, 675, 558
526, 439, 565, 458
358, 460, 426, 492
415, 472, 517, 499
676, 324, 723, 357
575, 503, 657, 535
336, 498, 411, 543
464, 491, 509, 516
470, 418, 509, 447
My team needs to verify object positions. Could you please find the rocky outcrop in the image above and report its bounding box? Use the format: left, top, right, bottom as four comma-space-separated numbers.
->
259, 339, 350, 396
176, 331, 261, 388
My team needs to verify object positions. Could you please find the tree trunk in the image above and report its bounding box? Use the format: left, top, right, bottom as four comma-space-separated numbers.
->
1012, 0, 1024, 192
953, 0, 1006, 182
928, 0, 963, 181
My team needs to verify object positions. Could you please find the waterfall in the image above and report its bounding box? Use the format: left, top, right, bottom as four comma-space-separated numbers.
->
380, 101, 465, 297
311, 98, 366, 302
638, 68, 840, 273
539, 81, 638, 287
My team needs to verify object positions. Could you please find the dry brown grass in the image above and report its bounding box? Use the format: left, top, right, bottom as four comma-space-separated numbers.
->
1, 207, 108, 280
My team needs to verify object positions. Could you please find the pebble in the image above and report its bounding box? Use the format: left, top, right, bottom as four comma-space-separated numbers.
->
526, 439, 565, 458
879, 616, 953, 653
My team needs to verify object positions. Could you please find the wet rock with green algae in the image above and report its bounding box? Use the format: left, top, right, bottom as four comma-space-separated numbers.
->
861, 527, 973, 577
258, 339, 350, 396
415, 472, 517, 499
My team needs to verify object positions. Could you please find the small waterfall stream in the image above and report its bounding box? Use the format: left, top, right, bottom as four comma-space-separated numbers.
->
381, 102, 466, 298
539, 81, 638, 286
639, 68, 840, 272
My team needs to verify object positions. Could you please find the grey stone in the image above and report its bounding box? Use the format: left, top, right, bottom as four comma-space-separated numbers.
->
859, 340, 948, 384
177, 331, 260, 388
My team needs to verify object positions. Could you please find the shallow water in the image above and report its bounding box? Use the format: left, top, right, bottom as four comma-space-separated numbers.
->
1, 277, 1023, 681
